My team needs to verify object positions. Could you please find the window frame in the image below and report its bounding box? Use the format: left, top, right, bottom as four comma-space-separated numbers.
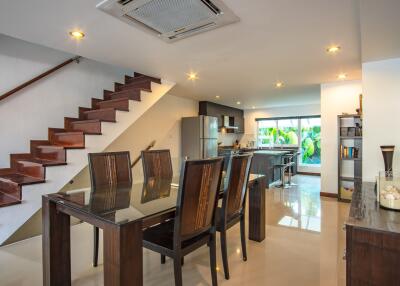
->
256, 115, 321, 165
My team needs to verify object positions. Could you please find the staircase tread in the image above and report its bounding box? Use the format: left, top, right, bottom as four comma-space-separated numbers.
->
36, 145, 65, 150
84, 107, 115, 114
99, 97, 129, 104
112, 87, 151, 94
0, 193, 21, 207
72, 119, 117, 124
0, 173, 45, 185
54, 131, 84, 135
19, 158, 67, 166
126, 75, 161, 84
71, 119, 101, 124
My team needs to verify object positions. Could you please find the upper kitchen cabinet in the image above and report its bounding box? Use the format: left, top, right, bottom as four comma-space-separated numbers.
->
199, 101, 245, 134
235, 115, 245, 133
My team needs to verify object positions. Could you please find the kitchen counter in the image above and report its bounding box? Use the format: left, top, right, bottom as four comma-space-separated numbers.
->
253, 150, 290, 156
218, 148, 299, 183
251, 150, 290, 185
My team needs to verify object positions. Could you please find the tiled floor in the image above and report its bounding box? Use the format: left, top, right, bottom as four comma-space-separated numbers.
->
0, 175, 349, 286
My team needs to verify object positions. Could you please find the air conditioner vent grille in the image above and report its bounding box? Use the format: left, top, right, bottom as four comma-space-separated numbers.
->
97, 0, 239, 42
124, 0, 217, 34
118, 0, 133, 5
169, 22, 216, 39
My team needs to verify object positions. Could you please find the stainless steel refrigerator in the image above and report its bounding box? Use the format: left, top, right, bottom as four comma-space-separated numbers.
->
181, 116, 218, 159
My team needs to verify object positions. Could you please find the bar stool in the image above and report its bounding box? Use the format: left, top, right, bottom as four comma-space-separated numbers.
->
282, 153, 296, 186
286, 152, 301, 186
274, 162, 290, 188
275, 152, 297, 188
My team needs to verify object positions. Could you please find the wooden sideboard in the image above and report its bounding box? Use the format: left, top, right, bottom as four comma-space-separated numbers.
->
345, 182, 400, 285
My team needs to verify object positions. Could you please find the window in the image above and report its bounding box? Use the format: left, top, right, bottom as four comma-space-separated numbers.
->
256, 116, 321, 165
277, 119, 299, 145
258, 120, 277, 146
300, 118, 321, 165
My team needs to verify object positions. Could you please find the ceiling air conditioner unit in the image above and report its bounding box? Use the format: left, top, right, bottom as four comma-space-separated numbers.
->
96, 0, 240, 42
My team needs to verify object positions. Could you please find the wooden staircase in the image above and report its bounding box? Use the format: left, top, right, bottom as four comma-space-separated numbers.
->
0, 73, 161, 207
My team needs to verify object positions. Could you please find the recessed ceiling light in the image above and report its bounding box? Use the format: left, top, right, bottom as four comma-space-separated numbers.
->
236, 101, 241, 105
187, 72, 198, 81
275, 81, 284, 88
327, 45, 341, 54
338, 73, 347, 80
215, 95, 220, 99
69, 30, 85, 40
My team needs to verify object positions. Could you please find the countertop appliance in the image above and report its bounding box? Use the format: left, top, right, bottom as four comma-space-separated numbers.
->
181, 115, 218, 159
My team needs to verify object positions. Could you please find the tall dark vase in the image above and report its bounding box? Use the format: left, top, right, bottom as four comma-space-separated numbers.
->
380, 145, 395, 175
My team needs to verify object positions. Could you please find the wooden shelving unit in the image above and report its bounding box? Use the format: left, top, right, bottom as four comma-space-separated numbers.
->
338, 114, 362, 202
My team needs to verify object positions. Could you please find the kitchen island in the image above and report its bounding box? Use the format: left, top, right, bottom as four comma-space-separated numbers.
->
250, 150, 290, 185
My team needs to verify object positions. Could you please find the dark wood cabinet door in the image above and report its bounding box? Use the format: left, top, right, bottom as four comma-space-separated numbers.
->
346, 225, 400, 286
235, 116, 244, 134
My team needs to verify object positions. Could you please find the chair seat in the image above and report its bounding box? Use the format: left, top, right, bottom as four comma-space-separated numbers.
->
143, 220, 211, 256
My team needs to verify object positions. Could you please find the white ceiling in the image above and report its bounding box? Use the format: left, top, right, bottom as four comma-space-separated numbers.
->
360, 0, 400, 63
0, 0, 396, 109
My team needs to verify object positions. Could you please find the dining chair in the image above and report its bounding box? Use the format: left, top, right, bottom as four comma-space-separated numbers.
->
142, 157, 224, 286
217, 153, 253, 280
142, 149, 174, 264
88, 151, 132, 267
141, 149, 173, 180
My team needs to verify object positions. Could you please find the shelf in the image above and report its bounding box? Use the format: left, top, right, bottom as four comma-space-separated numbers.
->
340, 136, 362, 139
340, 176, 362, 182
341, 157, 362, 161
338, 114, 362, 118
337, 114, 363, 203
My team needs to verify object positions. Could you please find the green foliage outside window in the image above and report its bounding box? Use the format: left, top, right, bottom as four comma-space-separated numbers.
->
258, 118, 321, 165
301, 126, 321, 164
278, 127, 299, 145
259, 127, 277, 145
258, 127, 299, 145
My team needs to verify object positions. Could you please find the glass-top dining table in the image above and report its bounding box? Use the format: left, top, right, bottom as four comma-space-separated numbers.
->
42, 173, 266, 286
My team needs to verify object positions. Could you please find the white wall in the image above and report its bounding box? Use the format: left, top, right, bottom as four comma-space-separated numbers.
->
0, 34, 131, 167
218, 132, 242, 146
363, 58, 400, 181
320, 81, 362, 194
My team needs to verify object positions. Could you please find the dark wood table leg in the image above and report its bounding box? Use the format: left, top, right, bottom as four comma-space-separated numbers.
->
248, 177, 267, 242
42, 196, 71, 286
103, 221, 143, 286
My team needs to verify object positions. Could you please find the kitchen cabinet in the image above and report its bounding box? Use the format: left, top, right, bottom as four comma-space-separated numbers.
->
199, 101, 244, 133
235, 116, 244, 134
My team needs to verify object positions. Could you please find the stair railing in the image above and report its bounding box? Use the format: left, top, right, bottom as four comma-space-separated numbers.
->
131, 140, 156, 168
0, 56, 81, 102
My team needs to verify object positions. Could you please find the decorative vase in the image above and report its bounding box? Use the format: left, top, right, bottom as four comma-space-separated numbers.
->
381, 145, 395, 176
